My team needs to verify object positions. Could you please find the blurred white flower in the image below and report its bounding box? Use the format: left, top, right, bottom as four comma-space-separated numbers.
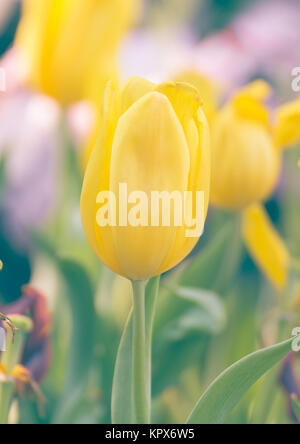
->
119, 28, 196, 83
0, 91, 61, 246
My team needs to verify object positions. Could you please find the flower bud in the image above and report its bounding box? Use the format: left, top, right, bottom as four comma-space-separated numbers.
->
81, 78, 211, 280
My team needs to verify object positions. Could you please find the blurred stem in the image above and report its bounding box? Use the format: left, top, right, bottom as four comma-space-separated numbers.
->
132, 280, 149, 424
214, 211, 243, 294
291, 258, 300, 274
0, 315, 32, 424
145, 276, 160, 408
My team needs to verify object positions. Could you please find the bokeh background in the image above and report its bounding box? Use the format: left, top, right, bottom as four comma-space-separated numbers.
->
0, 0, 300, 424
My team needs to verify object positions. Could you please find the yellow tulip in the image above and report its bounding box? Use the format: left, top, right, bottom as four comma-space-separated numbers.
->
80, 77, 211, 280
210, 81, 300, 210
211, 85, 281, 210
15, 0, 139, 105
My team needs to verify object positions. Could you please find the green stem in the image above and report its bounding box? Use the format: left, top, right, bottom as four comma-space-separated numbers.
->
132, 280, 149, 424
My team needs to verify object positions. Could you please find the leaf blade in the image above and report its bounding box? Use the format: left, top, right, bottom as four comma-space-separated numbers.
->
187, 336, 299, 424
52, 259, 95, 424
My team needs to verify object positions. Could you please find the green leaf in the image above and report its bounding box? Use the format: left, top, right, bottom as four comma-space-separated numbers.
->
179, 215, 243, 292
52, 259, 95, 424
174, 287, 226, 329
187, 336, 299, 424
158, 287, 226, 341
291, 394, 300, 421
111, 276, 160, 424
0, 154, 7, 198
151, 286, 226, 396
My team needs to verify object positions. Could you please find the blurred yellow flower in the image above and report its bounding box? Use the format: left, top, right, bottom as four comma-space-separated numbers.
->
81, 78, 211, 280
211, 87, 281, 209
210, 81, 300, 210
15, 0, 139, 106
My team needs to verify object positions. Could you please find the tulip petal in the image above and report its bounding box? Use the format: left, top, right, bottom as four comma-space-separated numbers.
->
155, 82, 204, 189
81, 82, 123, 274
154, 82, 211, 271
243, 204, 290, 291
109, 91, 190, 280
174, 71, 220, 122
232, 80, 272, 128
120, 77, 155, 114
233, 95, 270, 128
275, 99, 300, 148
237, 80, 272, 102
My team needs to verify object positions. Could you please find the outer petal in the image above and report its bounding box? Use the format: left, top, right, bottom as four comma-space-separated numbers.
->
109, 91, 190, 280
243, 204, 290, 291
80, 82, 123, 274
236, 80, 272, 102
155, 82, 211, 271
174, 71, 220, 123
120, 76, 155, 114
82, 77, 154, 168
232, 95, 270, 128
274, 99, 300, 148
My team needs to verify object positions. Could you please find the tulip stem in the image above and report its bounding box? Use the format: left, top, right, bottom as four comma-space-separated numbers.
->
132, 280, 149, 424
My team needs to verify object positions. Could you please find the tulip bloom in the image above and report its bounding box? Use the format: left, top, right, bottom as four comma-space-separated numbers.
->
81, 77, 211, 281
15, 0, 138, 106
211, 82, 280, 209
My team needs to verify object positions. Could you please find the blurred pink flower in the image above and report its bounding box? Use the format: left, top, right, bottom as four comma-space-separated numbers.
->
233, 0, 300, 68
184, 29, 256, 91
0, 49, 28, 95
67, 101, 95, 147
173, 0, 300, 97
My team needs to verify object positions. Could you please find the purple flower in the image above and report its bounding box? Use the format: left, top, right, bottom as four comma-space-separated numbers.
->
0, 285, 52, 383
